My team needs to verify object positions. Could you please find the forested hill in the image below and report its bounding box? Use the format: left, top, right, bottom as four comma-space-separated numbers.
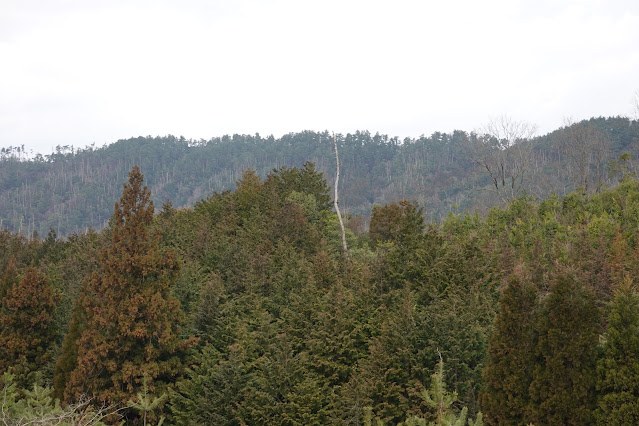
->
1, 116, 638, 236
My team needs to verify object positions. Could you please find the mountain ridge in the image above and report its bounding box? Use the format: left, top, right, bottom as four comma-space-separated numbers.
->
1, 116, 638, 237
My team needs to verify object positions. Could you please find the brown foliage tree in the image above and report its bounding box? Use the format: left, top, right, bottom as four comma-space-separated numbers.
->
0, 265, 57, 387
65, 166, 194, 418
0, 257, 19, 307
369, 200, 424, 249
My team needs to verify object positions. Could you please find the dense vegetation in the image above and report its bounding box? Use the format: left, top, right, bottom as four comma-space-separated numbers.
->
4, 153, 639, 424
2, 116, 638, 237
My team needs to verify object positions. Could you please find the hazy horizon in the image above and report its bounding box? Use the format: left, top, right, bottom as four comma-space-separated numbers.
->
2, 0, 638, 155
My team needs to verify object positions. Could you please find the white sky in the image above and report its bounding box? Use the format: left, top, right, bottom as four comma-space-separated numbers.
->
1, 0, 638, 154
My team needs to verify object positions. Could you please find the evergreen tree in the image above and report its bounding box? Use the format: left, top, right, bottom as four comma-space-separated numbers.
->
66, 166, 194, 420
529, 271, 600, 425
370, 200, 425, 250
0, 256, 19, 306
52, 292, 87, 401
480, 272, 537, 425
595, 278, 639, 425
347, 297, 423, 424
0, 266, 57, 387
421, 356, 483, 426
169, 344, 247, 425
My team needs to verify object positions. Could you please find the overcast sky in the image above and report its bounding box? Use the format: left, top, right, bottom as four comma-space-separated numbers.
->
1, 0, 638, 155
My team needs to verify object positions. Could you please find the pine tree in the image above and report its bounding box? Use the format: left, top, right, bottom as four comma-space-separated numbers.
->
420, 356, 483, 426
423, 356, 459, 425
0, 266, 57, 387
529, 271, 600, 425
595, 277, 639, 425
480, 272, 537, 425
65, 166, 194, 419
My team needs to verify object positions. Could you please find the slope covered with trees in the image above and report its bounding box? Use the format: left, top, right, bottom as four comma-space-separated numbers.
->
4, 161, 639, 423
2, 116, 638, 237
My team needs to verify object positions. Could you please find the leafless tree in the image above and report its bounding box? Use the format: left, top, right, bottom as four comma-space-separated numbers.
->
469, 115, 537, 202
558, 118, 612, 193
632, 89, 639, 121
333, 133, 348, 260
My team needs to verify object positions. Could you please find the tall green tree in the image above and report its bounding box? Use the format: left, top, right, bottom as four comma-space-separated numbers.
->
480, 272, 537, 425
346, 297, 423, 424
595, 278, 639, 425
529, 271, 600, 425
52, 291, 87, 401
65, 166, 194, 420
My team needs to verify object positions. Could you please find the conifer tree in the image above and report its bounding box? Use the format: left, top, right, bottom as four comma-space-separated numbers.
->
66, 166, 193, 418
595, 277, 639, 425
0, 266, 57, 387
0, 256, 18, 306
480, 272, 537, 425
529, 271, 600, 425
348, 298, 423, 424
53, 293, 86, 401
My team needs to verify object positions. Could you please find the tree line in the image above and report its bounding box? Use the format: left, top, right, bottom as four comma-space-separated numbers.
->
2, 116, 638, 237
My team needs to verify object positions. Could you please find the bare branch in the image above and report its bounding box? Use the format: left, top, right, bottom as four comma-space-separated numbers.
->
469, 115, 537, 202
558, 118, 611, 193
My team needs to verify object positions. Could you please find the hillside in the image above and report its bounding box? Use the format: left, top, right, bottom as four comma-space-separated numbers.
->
4, 164, 639, 423
1, 116, 638, 236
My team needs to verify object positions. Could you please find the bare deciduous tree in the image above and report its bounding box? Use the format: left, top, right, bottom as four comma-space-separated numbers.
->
469, 115, 537, 202
559, 118, 611, 193
632, 89, 639, 121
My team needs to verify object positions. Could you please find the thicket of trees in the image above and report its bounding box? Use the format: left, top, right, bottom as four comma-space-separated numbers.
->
2, 116, 638, 237
4, 157, 639, 423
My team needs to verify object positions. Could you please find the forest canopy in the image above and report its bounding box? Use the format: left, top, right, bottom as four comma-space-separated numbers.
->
3, 151, 639, 423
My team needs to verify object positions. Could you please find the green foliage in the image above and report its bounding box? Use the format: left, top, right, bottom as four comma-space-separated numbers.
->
8, 153, 639, 424
0, 369, 109, 425
348, 298, 424, 424
419, 356, 483, 426
128, 375, 167, 426
4, 117, 636, 237
595, 278, 639, 425
169, 344, 244, 425
529, 271, 600, 425
52, 298, 86, 401
362, 357, 484, 426
423, 357, 460, 425
481, 272, 538, 425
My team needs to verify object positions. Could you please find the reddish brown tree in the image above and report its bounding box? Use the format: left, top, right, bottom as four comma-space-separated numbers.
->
369, 203, 403, 247
369, 200, 424, 249
0, 265, 57, 387
0, 256, 19, 307
65, 166, 194, 418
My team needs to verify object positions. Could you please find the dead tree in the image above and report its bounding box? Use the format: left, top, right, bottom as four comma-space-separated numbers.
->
333, 133, 348, 259
559, 118, 611, 193
469, 115, 537, 202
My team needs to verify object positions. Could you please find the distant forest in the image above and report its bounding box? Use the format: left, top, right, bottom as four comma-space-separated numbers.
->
2, 116, 638, 237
